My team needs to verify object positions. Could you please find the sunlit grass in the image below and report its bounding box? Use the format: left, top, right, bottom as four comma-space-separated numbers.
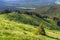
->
0, 12, 60, 40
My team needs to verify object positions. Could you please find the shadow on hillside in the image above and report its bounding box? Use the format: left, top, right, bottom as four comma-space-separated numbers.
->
6, 13, 40, 26
46, 35, 60, 40
42, 18, 60, 31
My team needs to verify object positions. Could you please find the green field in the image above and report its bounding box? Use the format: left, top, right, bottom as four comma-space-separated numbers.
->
0, 12, 60, 40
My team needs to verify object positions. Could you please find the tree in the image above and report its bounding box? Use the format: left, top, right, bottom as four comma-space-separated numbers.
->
15, 10, 21, 14
3, 9, 11, 13
57, 21, 60, 26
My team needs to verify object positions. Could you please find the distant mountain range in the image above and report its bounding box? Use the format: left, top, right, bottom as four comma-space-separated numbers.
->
0, 0, 60, 12
2, 0, 56, 6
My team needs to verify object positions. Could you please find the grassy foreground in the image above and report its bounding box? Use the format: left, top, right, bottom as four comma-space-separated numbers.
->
0, 12, 60, 40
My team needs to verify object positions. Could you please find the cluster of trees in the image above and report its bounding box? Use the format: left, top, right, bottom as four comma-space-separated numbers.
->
0, 9, 49, 19
1, 9, 12, 13
53, 17, 60, 26
1, 9, 60, 25
1, 9, 21, 14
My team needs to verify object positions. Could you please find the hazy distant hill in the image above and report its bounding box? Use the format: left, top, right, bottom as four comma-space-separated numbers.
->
0, 0, 58, 12
45, 5, 60, 17
34, 5, 60, 18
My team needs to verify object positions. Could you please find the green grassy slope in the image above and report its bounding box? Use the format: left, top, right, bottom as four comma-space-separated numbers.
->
0, 12, 60, 40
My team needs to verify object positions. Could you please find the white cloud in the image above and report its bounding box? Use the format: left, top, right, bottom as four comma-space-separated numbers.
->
55, 0, 60, 4
56, 2, 60, 4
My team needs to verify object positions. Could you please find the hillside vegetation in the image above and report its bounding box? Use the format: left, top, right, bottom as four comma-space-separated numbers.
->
0, 11, 60, 40
0, 12, 60, 40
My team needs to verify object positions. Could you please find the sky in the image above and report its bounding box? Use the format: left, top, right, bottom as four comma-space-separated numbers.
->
55, 0, 60, 4
2, 0, 60, 4
0, 0, 60, 6
0, 0, 60, 11
0, 0, 56, 3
